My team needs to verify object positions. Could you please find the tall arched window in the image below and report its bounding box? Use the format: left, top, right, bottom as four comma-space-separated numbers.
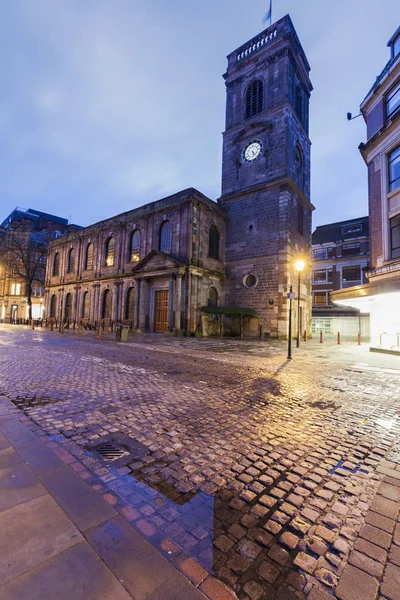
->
105, 237, 115, 267
125, 287, 136, 320
67, 248, 75, 273
101, 289, 112, 319
209, 225, 220, 260
295, 86, 303, 122
50, 294, 57, 318
52, 253, 60, 276
64, 293, 72, 319
84, 243, 93, 270
208, 286, 218, 307
82, 291, 90, 318
295, 145, 304, 189
159, 221, 172, 253
245, 80, 263, 119
129, 230, 140, 262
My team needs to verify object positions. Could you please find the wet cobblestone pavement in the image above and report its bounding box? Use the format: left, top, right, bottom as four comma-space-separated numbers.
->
1, 324, 400, 600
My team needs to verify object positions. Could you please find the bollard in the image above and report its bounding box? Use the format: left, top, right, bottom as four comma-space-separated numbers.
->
31, 321, 35, 330
337, 331, 341, 345
60, 320, 64, 335
97, 324, 102, 340
78, 321, 82, 337
50, 320, 54, 331
358, 332, 361, 345
320, 331, 323, 343
303, 330, 307, 342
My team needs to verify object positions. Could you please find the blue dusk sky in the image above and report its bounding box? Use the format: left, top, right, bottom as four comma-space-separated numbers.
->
0, 1, 399, 229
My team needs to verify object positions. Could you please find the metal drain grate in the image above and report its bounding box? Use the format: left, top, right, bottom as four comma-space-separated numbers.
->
94, 442, 130, 462
85, 433, 149, 467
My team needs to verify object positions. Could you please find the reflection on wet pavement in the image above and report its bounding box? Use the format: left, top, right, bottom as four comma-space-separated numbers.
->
2, 325, 400, 599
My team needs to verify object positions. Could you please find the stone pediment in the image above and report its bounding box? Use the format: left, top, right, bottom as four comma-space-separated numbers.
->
132, 250, 187, 274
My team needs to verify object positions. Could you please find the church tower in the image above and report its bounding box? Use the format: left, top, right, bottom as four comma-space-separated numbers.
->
218, 15, 313, 338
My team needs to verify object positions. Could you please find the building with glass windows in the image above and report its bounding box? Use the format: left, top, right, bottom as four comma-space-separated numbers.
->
311, 217, 370, 338
0, 208, 75, 323
332, 26, 400, 353
44, 15, 314, 338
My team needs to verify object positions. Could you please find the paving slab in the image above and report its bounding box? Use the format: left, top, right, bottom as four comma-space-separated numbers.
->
0, 494, 83, 585
336, 565, 379, 600
0, 432, 11, 452
0, 462, 46, 512
0, 541, 133, 600
381, 562, 400, 600
40, 466, 116, 531
0, 447, 23, 470
15, 440, 65, 475
0, 417, 39, 447
85, 515, 198, 600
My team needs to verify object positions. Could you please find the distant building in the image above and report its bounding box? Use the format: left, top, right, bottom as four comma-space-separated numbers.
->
311, 217, 370, 338
0, 208, 76, 323
332, 26, 400, 353
45, 16, 314, 338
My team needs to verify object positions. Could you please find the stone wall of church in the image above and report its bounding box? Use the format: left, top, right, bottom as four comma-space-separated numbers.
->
44, 189, 227, 331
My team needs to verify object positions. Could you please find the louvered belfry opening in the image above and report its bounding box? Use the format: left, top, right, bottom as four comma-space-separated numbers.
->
245, 80, 263, 118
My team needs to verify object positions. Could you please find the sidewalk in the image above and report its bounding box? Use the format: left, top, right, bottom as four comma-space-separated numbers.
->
0, 397, 209, 600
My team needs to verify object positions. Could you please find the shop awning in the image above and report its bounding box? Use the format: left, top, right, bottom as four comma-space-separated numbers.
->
201, 306, 258, 317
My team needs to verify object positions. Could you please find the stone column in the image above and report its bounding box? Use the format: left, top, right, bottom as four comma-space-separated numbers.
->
138, 278, 148, 332
186, 270, 192, 332
74, 286, 80, 322
168, 276, 174, 331
134, 278, 140, 330
174, 272, 182, 331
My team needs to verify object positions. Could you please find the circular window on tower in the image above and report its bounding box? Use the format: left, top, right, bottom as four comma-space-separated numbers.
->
243, 273, 258, 289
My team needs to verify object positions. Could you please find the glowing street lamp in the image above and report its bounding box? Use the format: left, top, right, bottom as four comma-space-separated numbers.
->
295, 259, 305, 348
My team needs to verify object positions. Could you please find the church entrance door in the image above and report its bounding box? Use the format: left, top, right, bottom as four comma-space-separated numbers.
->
155, 290, 169, 332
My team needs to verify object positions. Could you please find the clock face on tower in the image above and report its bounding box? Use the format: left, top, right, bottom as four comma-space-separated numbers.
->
242, 139, 263, 163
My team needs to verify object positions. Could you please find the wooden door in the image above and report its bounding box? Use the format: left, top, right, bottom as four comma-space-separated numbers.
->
155, 290, 169, 332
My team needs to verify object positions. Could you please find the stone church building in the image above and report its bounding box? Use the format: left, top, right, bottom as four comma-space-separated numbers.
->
45, 15, 313, 338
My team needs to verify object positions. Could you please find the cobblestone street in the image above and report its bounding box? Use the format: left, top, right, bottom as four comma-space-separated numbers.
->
1, 324, 400, 600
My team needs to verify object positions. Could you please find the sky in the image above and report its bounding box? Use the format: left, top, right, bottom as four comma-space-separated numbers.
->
0, 0, 399, 229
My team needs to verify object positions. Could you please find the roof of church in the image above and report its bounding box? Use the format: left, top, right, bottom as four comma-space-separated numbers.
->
56, 187, 225, 241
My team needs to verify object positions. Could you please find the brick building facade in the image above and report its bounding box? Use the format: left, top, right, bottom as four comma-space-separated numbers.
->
332, 26, 400, 353
45, 15, 313, 338
311, 217, 370, 338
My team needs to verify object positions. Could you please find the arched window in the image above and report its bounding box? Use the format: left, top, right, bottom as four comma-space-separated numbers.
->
101, 289, 112, 319
295, 145, 304, 189
64, 293, 72, 319
245, 80, 263, 119
208, 286, 218, 307
129, 230, 140, 262
84, 243, 93, 270
82, 291, 90, 318
125, 287, 136, 320
159, 221, 172, 254
50, 294, 57, 318
52, 253, 60, 276
208, 225, 220, 260
67, 248, 75, 273
105, 237, 115, 267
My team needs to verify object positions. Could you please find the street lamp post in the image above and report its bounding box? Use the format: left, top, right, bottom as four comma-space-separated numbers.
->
287, 285, 294, 360
295, 260, 305, 348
